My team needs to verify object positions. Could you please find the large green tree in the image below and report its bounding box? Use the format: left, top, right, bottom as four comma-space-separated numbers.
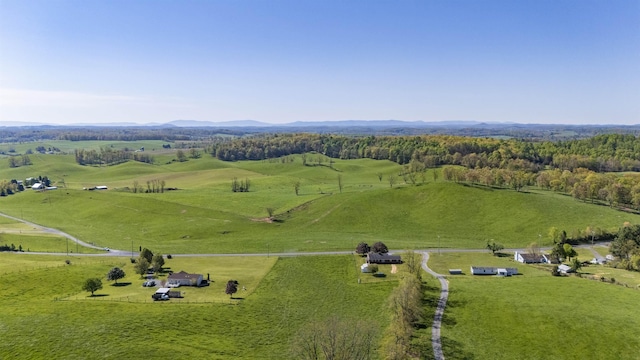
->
152, 254, 165, 273
107, 267, 126, 284
225, 280, 238, 298
82, 278, 103, 296
134, 258, 150, 278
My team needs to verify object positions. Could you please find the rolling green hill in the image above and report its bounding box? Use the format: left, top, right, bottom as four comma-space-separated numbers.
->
1, 153, 637, 253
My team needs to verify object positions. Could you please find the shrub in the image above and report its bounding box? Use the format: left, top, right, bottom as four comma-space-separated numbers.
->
368, 265, 379, 274
65, 259, 71, 265
167, 254, 172, 259
130, 258, 136, 263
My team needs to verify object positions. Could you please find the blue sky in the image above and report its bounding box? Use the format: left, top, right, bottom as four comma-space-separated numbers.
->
1, 0, 638, 125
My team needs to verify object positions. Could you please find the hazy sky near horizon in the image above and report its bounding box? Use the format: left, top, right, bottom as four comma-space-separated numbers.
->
1, 0, 638, 125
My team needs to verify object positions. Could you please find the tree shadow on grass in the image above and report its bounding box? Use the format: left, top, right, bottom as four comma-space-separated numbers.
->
111, 282, 132, 287
88, 294, 109, 297
441, 336, 475, 360
494, 252, 510, 258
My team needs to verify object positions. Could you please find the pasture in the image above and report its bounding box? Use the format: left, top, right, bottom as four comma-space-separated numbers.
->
1, 149, 638, 254
0, 253, 398, 359
426, 252, 640, 360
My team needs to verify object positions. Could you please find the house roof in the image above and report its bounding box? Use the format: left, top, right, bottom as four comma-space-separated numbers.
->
471, 266, 496, 272
367, 253, 402, 262
519, 253, 546, 262
168, 271, 202, 280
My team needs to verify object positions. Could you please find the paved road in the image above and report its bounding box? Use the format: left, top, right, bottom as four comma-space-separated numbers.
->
0, 211, 131, 256
422, 252, 448, 360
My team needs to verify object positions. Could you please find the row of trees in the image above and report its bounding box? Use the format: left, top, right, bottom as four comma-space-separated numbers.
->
131, 179, 167, 194
355, 241, 389, 254
231, 177, 251, 192
441, 165, 640, 210
382, 251, 426, 359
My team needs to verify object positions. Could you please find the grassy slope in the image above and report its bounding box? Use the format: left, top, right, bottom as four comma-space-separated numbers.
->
0, 254, 396, 359
2, 153, 638, 253
427, 252, 640, 360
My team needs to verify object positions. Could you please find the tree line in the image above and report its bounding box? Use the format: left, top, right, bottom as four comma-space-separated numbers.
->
442, 166, 640, 210
207, 133, 640, 172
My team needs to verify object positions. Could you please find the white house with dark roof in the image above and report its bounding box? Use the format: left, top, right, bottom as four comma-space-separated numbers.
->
470, 266, 518, 276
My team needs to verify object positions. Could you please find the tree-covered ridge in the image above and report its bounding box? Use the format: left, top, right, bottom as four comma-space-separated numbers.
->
208, 133, 640, 171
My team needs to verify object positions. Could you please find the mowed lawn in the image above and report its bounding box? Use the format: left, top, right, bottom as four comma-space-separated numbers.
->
426, 252, 640, 360
0, 253, 397, 359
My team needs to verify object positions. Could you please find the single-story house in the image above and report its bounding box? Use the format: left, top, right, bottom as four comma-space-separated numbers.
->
470, 266, 518, 276
514, 252, 548, 264
31, 183, 43, 190
167, 271, 204, 287
95, 185, 108, 190
449, 269, 463, 275
367, 252, 402, 264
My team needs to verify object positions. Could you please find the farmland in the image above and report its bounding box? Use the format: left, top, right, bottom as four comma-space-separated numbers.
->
1, 141, 640, 359
1, 144, 638, 254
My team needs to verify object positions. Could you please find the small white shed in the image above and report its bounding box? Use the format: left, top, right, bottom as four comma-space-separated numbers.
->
360, 263, 372, 273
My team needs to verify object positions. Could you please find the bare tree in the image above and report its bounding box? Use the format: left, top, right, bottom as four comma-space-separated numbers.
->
388, 175, 396, 188
266, 207, 275, 219
292, 316, 376, 360
377, 172, 383, 182
294, 181, 301, 196
337, 175, 343, 193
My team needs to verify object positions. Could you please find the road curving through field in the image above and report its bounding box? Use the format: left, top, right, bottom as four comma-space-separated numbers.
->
422, 251, 448, 360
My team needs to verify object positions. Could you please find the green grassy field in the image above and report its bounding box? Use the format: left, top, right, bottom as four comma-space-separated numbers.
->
2, 151, 638, 254
426, 252, 640, 359
0, 253, 398, 359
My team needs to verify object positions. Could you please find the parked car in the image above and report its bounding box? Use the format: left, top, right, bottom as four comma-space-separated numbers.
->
142, 281, 156, 287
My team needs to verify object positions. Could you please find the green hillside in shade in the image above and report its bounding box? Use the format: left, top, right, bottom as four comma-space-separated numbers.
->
1, 152, 638, 253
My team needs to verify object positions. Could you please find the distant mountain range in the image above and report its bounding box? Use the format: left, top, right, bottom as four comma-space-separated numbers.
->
1, 119, 638, 129
0, 119, 527, 128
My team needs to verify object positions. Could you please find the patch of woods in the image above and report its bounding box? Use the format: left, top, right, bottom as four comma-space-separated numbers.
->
6, 154, 32, 168
132, 248, 166, 277
74, 147, 154, 166
207, 133, 640, 171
